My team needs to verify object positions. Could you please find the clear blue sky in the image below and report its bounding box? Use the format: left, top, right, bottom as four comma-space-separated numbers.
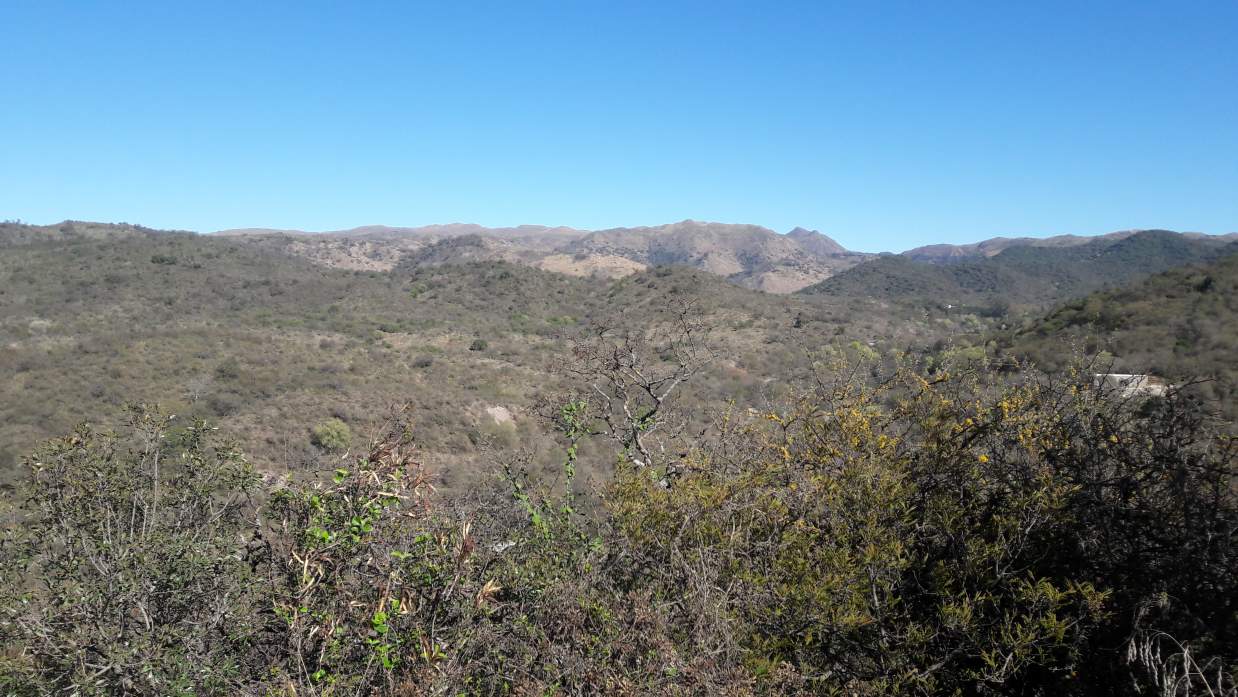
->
2, 1, 1235, 251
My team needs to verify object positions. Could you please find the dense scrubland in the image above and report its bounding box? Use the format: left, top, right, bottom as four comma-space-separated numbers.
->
1, 221, 1235, 695
2, 354, 1234, 695
993, 252, 1238, 421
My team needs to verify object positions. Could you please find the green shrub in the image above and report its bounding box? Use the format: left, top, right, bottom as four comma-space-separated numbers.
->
608, 361, 1237, 694
310, 418, 352, 452
0, 407, 263, 695
213, 357, 241, 381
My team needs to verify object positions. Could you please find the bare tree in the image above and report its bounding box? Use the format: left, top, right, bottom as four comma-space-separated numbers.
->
559, 299, 714, 473
182, 373, 212, 404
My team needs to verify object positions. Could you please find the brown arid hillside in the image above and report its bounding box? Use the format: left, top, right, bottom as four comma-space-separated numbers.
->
215, 223, 587, 247
534, 252, 648, 279
219, 221, 1238, 296
215, 219, 869, 292
214, 223, 588, 272
558, 220, 869, 291
401, 235, 530, 267
786, 225, 848, 255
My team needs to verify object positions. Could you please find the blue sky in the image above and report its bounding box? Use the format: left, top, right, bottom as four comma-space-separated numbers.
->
2, 1, 1235, 251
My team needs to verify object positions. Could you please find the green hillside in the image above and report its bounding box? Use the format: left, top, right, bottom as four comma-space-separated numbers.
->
993, 249, 1238, 418
801, 230, 1233, 311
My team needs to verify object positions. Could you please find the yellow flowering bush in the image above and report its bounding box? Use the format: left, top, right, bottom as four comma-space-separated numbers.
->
609, 361, 1234, 694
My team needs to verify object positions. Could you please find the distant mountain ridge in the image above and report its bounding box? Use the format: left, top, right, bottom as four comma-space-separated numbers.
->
787, 226, 848, 256
213, 219, 866, 292
803, 229, 1238, 308
991, 248, 1238, 420
902, 230, 1238, 263
6, 218, 1235, 296
215, 223, 586, 239
558, 220, 868, 292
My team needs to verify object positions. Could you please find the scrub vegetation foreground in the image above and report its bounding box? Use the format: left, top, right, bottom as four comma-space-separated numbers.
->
1, 331, 1234, 695
1, 222, 1236, 694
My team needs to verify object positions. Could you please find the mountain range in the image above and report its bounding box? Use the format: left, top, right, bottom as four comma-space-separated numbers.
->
5, 218, 1235, 299
805, 229, 1238, 308
213, 220, 872, 293
215, 221, 1236, 298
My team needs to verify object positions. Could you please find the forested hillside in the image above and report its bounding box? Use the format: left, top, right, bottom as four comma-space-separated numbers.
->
994, 249, 1238, 419
802, 230, 1235, 311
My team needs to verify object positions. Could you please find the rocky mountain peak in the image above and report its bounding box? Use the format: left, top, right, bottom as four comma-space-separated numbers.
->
786, 227, 848, 256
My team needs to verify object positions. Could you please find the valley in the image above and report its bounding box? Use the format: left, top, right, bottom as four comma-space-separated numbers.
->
2, 219, 1234, 491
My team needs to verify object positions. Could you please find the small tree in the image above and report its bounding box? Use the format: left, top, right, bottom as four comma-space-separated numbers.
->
562, 299, 714, 472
